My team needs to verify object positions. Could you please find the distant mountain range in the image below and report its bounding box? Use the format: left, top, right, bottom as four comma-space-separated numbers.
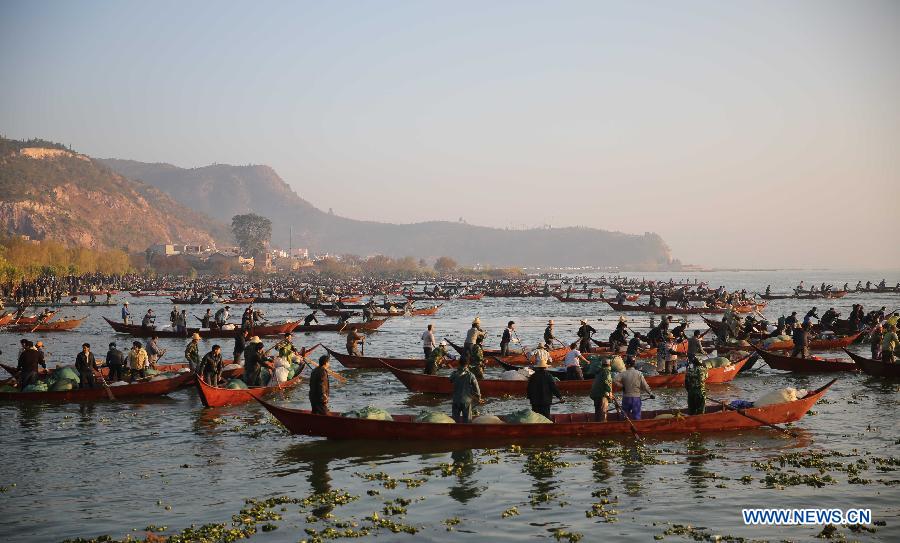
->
0, 136, 678, 268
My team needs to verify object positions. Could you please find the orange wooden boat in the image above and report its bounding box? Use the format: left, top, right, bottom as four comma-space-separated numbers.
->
458, 293, 484, 300
0, 312, 12, 326
7, 317, 86, 333
553, 293, 613, 303
195, 374, 302, 408
224, 297, 256, 304
843, 349, 900, 379
754, 348, 857, 373
294, 318, 389, 333
0, 372, 194, 403
606, 301, 725, 315
755, 332, 863, 352
372, 304, 442, 317
257, 379, 834, 441
324, 346, 530, 370
383, 356, 748, 396
445, 339, 569, 365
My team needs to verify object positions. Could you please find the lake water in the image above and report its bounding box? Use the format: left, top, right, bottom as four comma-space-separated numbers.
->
1, 270, 898, 542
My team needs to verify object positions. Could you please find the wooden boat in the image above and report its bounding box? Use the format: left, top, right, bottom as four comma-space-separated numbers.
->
195, 374, 303, 408
322, 308, 360, 317
293, 318, 389, 333
606, 301, 724, 315
0, 312, 12, 326
383, 356, 748, 396
325, 346, 518, 370
553, 294, 612, 303
445, 339, 569, 365
0, 372, 194, 403
754, 348, 857, 373
760, 290, 849, 300
223, 297, 256, 304
458, 293, 484, 300
372, 304, 442, 317
6, 317, 86, 333
257, 379, 834, 441
102, 317, 300, 338
843, 349, 900, 379
756, 332, 863, 352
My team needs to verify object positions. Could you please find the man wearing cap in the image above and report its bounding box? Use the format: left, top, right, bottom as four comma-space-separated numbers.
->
128, 341, 149, 381
614, 357, 653, 420
576, 320, 596, 353
105, 342, 126, 382
590, 357, 614, 422
544, 320, 556, 348
424, 341, 454, 375
185, 333, 201, 372
449, 358, 481, 423
500, 321, 516, 356
609, 317, 630, 352
527, 352, 563, 419
121, 302, 130, 324
463, 318, 484, 363
563, 342, 590, 380
309, 354, 331, 415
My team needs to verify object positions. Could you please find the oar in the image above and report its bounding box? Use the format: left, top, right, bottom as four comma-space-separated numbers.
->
96, 364, 116, 400
709, 397, 796, 437
610, 395, 642, 441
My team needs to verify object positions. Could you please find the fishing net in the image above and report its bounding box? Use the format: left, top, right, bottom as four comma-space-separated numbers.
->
225, 379, 249, 389
472, 415, 504, 424
344, 406, 394, 421
504, 409, 552, 424
414, 410, 456, 424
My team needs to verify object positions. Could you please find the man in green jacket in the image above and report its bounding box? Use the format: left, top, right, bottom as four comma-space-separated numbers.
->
684, 356, 709, 415
424, 341, 453, 375
184, 333, 201, 372
450, 359, 481, 423
469, 335, 486, 379
590, 358, 613, 422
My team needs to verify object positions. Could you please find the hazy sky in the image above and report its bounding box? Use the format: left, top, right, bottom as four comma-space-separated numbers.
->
2, 1, 898, 269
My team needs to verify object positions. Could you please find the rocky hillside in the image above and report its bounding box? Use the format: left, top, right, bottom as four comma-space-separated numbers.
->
0, 138, 230, 251
102, 159, 676, 268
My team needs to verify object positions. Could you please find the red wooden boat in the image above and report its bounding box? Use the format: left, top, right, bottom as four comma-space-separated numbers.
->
754, 348, 857, 373
843, 349, 900, 379
756, 332, 863, 352
324, 346, 524, 370
7, 317, 86, 333
257, 379, 834, 441
458, 293, 484, 300
383, 356, 748, 396
195, 374, 303, 408
553, 293, 612, 303
606, 301, 725, 315
0, 312, 12, 326
103, 317, 300, 338
224, 297, 256, 304
293, 318, 389, 333
445, 339, 569, 365
0, 372, 194, 403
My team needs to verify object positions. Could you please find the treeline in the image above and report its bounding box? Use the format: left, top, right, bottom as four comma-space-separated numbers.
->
0, 236, 133, 283
312, 254, 524, 280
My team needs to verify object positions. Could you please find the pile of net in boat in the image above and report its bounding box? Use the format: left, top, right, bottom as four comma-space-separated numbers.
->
584, 355, 626, 375
704, 356, 732, 368
504, 409, 552, 424
754, 387, 808, 407
344, 405, 394, 421
725, 338, 752, 347
500, 369, 531, 381
414, 410, 455, 423
225, 379, 249, 389
760, 335, 793, 349
473, 415, 504, 424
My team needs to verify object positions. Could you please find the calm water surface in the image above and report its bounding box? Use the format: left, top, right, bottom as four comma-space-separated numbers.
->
1, 271, 898, 542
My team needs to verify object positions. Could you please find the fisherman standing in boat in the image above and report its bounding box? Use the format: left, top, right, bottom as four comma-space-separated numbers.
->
469, 334, 486, 379
614, 358, 653, 420
563, 342, 589, 380
449, 357, 481, 423
500, 321, 515, 356
105, 342, 125, 383
198, 344, 223, 385
527, 347, 563, 419
576, 319, 596, 353
201, 308, 212, 328
16, 340, 44, 390
590, 358, 613, 422
128, 341, 149, 381
684, 355, 708, 415
121, 301, 130, 324
185, 332, 201, 372
881, 323, 897, 364
304, 310, 319, 326
146, 334, 164, 369
243, 336, 263, 385
543, 320, 556, 348
309, 354, 331, 415
463, 317, 484, 362
214, 305, 230, 327
346, 326, 365, 356
422, 324, 436, 358
424, 341, 453, 375
790, 322, 810, 359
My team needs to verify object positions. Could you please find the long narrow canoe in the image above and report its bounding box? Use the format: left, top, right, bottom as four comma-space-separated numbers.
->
257, 379, 834, 441
195, 374, 303, 408
843, 349, 900, 378
103, 317, 299, 338
325, 346, 523, 370
754, 348, 857, 373
552, 294, 612, 303
445, 338, 570, 365
383, 356, 748, 396
293, 318, 389, 333
757, 332, 863, 352
372, 305, 442, 317
0, 372, 194, 403
606, 301, 725, 315
6, 317, 86, 332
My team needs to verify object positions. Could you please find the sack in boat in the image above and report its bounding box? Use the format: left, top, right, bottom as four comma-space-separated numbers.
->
109, 381, 129, 387
0, 384, 18, 393
145, 368, 159, 377
704, 356, 731, 368
500, 370, 528, 381
222, 363, 242, 371
23, 382, 48, 393
609, 356, 626, 373
779, 334, 792, 341
49, 379, 76, 391
226, 379, 248, 389
637, 362, 659, 376
150, 375, 170, 381
344, 406, 394, 421
414, 410, 455, 424
178, 368, 192, 373
505, 409, 552, 424
473, 415, 504, 424
654, 413, 675, 419
53, 366, 80, 383
754, 387, 798, 407
221, 324, 235, 330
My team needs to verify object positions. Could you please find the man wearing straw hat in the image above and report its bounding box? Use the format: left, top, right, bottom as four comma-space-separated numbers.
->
526, 344, 563, 419
463, 317, 484, 363
184, 332, 201, 372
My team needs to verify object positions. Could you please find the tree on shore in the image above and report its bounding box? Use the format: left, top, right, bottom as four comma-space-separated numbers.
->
434, 256, 457, 274
231, 214, 272, 256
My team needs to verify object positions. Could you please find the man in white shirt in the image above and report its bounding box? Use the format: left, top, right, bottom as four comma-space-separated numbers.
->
421, 324, 436, 358
562, 342, 589, 380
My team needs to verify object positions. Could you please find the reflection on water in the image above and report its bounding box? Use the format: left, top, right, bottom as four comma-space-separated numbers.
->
447, 449, 480, 504
685, 433, 710, 494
